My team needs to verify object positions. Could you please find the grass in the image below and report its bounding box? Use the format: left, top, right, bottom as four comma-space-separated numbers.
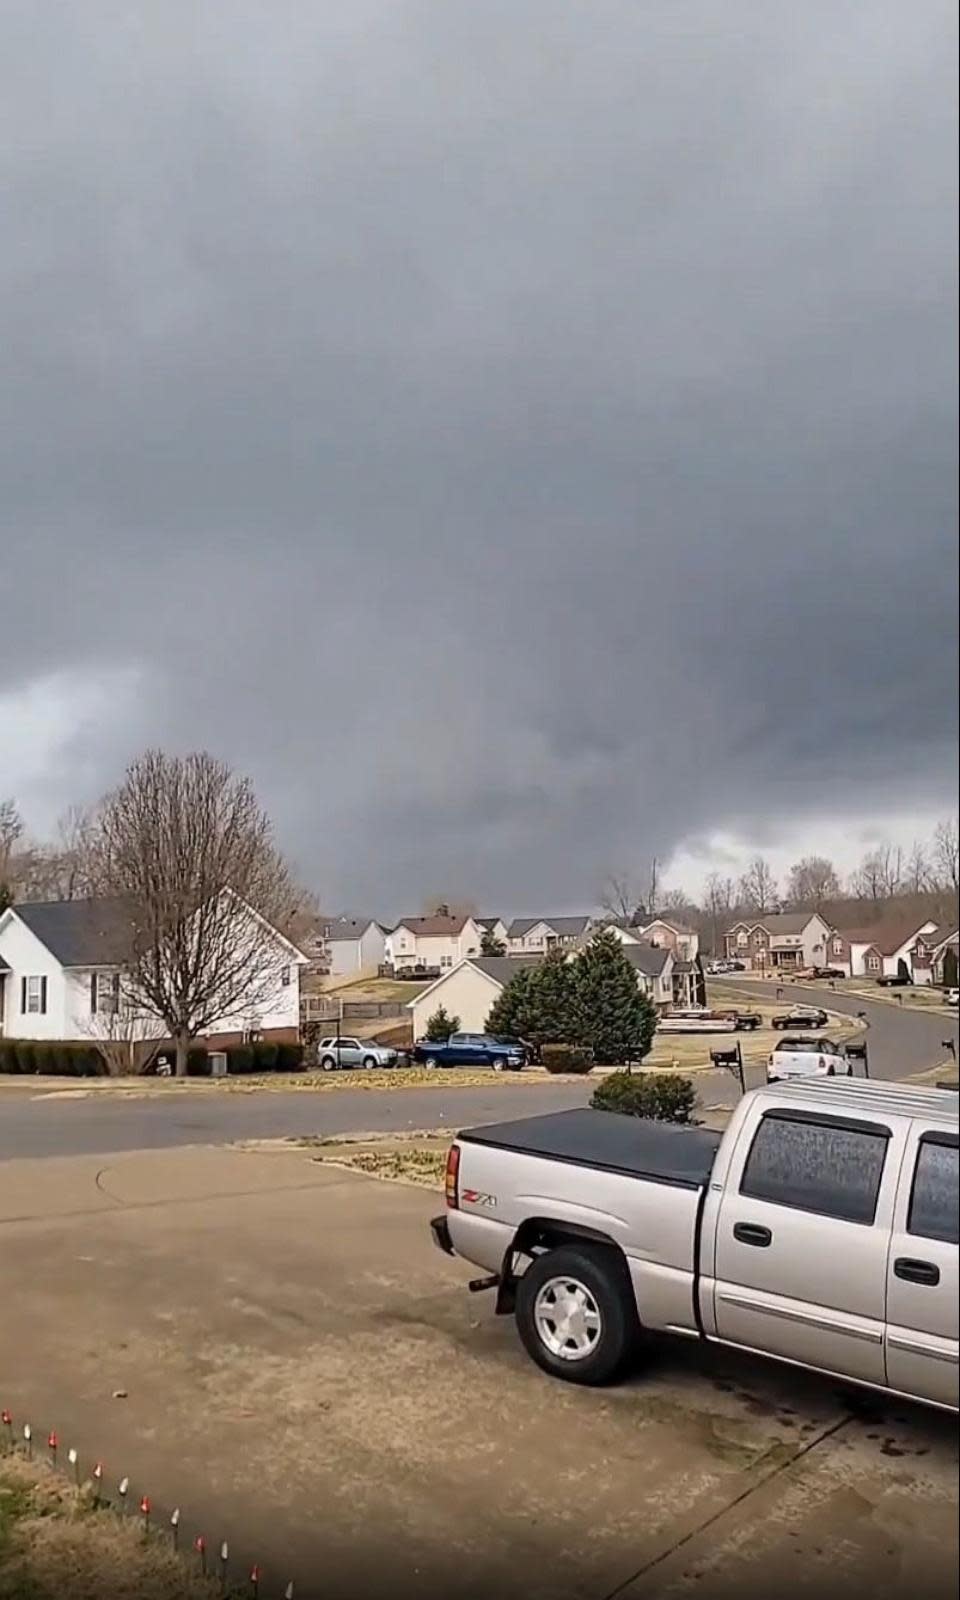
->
0, 1456, 219, 1600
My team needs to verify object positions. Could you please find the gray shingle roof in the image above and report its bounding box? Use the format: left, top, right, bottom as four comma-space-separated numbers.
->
507, 915, 592, 939
620, 943, 670, 978
13, 899, 138, 966
725, 912, 820, 936
321, 916, 374, 942
468, 956, 541, 985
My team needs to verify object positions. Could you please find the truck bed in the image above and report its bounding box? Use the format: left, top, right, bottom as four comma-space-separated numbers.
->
458, 1107, 722, 1189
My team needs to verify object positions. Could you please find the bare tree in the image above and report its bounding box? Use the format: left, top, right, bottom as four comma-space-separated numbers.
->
932, 817, 959, 895
658, 887, 692, 913
786, 855, 841, 910
599, 872, 642, 924
702, 872, 734, 953
78, 984, 167, 1077
737, 857, 777, 914
0, 798, 24, 908
905, 840, 931, 896
849, 843, 903, 903
91, 751, 300, 1077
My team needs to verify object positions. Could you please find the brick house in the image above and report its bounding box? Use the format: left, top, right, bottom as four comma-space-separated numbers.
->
723, 912, 832, 972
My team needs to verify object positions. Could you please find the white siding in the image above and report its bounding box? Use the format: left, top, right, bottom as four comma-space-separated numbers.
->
0, 913, 70, 1038
387, 920, 482, 970
326, 924, 386, 977
408, 963, 504, 1037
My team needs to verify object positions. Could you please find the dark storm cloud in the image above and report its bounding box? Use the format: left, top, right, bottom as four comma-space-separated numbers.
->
2, 0, 957, 911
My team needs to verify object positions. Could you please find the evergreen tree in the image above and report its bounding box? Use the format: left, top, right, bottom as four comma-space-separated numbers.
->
486, 964, 533, 1037
571, 928, 658, 1066
424, 1005, 459, 1041
486, 950, 575, 1047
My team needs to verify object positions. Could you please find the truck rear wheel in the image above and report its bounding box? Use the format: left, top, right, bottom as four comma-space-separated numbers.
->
515, 1245, 637, 1386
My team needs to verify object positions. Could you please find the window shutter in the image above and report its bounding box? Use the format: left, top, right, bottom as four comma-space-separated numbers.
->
40, 976, 48, 1015
90, 973, 98, 1013
20, 977, 26, 1013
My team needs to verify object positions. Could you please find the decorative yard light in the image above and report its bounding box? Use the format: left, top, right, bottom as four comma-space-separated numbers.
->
194, 1535, 208, 1576
67, 1447, 80, 1485
249, 1564, 261, 1596
22, 1423, 32, 1459
218, 1540, 230, 1591
118, 1476, 130, 1514
92, 1461, 104, 1503
170, 1507, 181, 1551
47, 1431, 58, 1467
1, 1411, 12, 1451
140, 1495, 151, 1533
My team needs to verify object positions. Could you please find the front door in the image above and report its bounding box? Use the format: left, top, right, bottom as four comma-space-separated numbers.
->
714, 1109, 897, 1387
885, 1128, 958, 1408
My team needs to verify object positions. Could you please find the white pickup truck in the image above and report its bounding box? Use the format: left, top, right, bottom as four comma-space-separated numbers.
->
431, 1079, 958, 1409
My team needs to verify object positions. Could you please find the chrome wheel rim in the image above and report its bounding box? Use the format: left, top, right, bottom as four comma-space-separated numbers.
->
533, 1276, 602, 1360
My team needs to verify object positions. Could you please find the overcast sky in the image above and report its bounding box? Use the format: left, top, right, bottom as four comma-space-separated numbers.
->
2, 1, 957, 916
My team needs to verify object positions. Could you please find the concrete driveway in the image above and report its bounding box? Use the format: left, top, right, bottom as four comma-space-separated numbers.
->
0, 1144, 955, 1600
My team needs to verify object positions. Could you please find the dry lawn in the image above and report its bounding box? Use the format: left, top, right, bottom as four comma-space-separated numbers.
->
0, 1456, 218, 1600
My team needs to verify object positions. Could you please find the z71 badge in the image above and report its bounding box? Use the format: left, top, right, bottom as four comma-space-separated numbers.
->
460, 1189, 497, 1208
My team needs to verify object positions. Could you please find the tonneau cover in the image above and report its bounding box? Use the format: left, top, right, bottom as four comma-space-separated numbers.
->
458, 1107, 721, 1189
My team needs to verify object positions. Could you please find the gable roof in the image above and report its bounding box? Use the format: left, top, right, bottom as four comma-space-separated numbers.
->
393, 914, 474, 937
834, 916, 939, 957
474, 916, 505, 931
725, 912, 822, 936
507, 915, 592, 939
404, 954, 541, 1010
620, 943, 671, 978
320, 916, 375, 943
636, 915, 696, 937
11, 899, 139, 966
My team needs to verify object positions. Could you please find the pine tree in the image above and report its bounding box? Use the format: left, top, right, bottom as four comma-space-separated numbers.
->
486, 965, 534, 1037
485, 950, 575, 1048
424, 1005, 459, 1041
572, 928, 658, 1066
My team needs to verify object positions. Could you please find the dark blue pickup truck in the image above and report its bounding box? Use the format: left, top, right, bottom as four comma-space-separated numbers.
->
411, 1033, 526, 1071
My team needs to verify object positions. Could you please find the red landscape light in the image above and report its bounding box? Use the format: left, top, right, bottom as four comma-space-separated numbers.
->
444, 1143, 460, 1209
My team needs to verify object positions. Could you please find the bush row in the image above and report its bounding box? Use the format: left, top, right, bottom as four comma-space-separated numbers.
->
590, 1071, 696, 1123
186, 1041, 305, 1076
0, 1039, 107, 1077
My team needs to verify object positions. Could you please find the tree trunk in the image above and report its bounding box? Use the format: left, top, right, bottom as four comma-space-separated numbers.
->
174, 1032, 190, 1078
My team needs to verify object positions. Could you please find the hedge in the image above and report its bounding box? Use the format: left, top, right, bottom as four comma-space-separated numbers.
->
185, 1041, 304, 1077
0, 1039, 107, 1077
590, 1071, 696, 1124
541, 1043, 594, 1076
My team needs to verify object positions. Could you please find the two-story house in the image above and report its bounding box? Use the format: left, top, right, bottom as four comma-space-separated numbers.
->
723, 911, 832, 972
318, 916, 387, 978
506, 916, 593, 957
827, 917, 940, 980
384, 915, 483, 973
0, 897, 307, 1046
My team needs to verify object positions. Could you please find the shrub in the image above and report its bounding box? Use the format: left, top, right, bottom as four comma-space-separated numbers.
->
0, 1039, 106, 1077
225, 1045, 256, 1075
591, 1071, 696, 1124
424, 1006, 459, 1042
275, 1041, 305, 1072
541, 1043, 594, 1075
186, 1047, 211, 1076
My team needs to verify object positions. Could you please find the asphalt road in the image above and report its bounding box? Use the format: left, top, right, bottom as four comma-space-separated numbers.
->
724, 978, 958, 1082
0, 985, 954, 1161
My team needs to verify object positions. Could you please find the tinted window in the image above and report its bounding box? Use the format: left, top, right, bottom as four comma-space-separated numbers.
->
908, 1139, 959, 1245
741, 1114, 889, 1224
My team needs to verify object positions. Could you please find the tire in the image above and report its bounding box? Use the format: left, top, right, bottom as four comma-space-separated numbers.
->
362, 1056, 377, 1070
514, 1245, 637, 1386
423, 1057, 440, 1070
320, 1056, 338, 1072
492, 1057, 506, 1073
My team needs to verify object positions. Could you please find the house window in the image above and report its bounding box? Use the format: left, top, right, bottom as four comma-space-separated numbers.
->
440, 955, 453, 968
832, 939, 843, 955
90, 973, 120, 1014
21, 976, 48, 1015
280, 965, 292, 987
736, 931, 748, 947
867, 954, 881, 971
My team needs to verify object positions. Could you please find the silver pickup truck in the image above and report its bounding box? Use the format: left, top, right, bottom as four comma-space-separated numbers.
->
431, 1078, 958, 1409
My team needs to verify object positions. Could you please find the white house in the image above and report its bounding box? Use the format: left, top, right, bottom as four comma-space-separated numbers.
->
506, 916, 593, 957
384, 914, 483, 973
829, 917, 941, 981
0, 897, 307, 1045
723, 912, 832, 972
408, 956, 539, 1036
407, 941, 680, 1039
320, 916, 387, 978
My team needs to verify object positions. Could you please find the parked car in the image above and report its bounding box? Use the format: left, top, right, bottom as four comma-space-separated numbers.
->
945, 989, 959, 1008
768, 1036, 851, 1081
726, 1010, 762, 1031
771, 1006, 829, 1031
812, 966, 846, 980
317, 1036, 398, 1071
412, 1033, 525, 1071
877, 974, 912, 988
430, 1079, 959, 1406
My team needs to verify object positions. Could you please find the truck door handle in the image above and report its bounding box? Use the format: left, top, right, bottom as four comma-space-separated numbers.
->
894, 1257, 940, 1286
733, 1222, 772, 1248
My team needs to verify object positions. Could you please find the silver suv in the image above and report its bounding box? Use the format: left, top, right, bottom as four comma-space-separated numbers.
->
317, 1036, 398, 1070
